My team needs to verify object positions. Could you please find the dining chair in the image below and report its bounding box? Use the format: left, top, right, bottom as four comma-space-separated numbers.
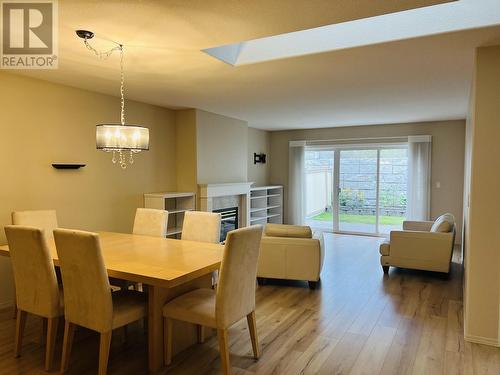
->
12, 210, 58, 239
181, 211, 222, 243
180, 210, 222, 340
163, 225, 263, 374
54, 229, 147, 375
114, 208, 168, 292
11, 210, 59, 318
133, 208, 169, 237
4, 225, 63, 371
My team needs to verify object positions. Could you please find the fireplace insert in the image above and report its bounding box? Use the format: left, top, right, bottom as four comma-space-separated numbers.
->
213, 206, 238, 242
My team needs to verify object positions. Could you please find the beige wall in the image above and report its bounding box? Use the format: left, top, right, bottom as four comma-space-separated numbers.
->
0, 72, 176, 308
464, 45, 500, 345
196, 109, 248, 184
247, 127, 271, 186
175, 109, 198, 192
270, 120, 465, 241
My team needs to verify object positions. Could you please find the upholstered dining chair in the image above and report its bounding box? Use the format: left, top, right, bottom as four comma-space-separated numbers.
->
116, 208, 168, 292
12, 210, 58, 239
4, 225, 63, 371
11, 210, 59, 317
133, 208, 169, 237
54, 229, 147, 375
163, 225, 263, 374
181, 210, 222, 243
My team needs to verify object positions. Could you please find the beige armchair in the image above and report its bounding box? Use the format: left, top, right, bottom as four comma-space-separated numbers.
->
380, 213, 456, 274
4, 225, 63, 371
257, 224, 324, 289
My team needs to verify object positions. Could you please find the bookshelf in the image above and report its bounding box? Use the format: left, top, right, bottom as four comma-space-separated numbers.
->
144, 192, 196, 238
249, 185, 283, 225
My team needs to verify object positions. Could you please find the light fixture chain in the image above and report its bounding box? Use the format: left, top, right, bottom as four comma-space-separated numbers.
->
120, 46, 125, 126
83, 37, 121, 59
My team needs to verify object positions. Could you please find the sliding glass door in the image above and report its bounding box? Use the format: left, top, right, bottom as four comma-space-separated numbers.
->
378, 148, 408, 234
338, 149, 378, 234
305, 145, 408, 236
305, 149, 335, 231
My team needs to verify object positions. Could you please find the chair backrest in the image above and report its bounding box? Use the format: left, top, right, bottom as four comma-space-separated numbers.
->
181, 211, 222, 243
54, 229, 113, 333
430, 213, 455, 233
4, 225, 60, 318
216, 225, 263, 327
12, 210, 58, 240
133, 208, 169, 237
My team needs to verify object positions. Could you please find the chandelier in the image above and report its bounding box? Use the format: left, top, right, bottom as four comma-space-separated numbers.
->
76, 30, 149, 169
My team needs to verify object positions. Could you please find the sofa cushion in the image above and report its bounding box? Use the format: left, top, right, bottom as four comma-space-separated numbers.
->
430, 213, 455, 233
264, 223, 312, 238
379, 241, 390, 256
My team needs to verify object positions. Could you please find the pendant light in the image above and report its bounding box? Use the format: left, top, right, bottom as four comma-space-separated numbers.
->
76, 30, 149, 169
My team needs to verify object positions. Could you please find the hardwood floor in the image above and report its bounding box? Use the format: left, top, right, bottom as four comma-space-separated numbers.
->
1, 233, 499, 374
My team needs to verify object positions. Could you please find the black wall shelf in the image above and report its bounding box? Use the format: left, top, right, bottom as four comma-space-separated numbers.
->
52, 163, 86, 170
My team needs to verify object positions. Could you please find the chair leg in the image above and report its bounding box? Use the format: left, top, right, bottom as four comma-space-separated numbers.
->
98, 331, 112, 375
60, 321, 76, 373
382, 265, 390, 274
12, 295, 17, 319
164, 317, 173, 366
217, 328, 230, 375
197, 325, 205, 344
45, 317, 58, 371
14, 310, 27, 358
41, 317, 48, 345
246, 311, 260, 359
122, 325, 128, 344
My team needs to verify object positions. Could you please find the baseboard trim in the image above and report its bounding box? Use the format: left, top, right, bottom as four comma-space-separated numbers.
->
464, 334, 500, 347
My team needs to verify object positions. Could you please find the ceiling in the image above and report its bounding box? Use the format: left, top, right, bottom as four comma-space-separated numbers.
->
11, 0, 500, 130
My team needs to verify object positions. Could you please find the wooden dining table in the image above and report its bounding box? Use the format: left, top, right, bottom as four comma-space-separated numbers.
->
0, 231, 224, 373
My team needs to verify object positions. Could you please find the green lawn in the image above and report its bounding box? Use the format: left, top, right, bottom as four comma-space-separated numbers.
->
311, 212, 405, 225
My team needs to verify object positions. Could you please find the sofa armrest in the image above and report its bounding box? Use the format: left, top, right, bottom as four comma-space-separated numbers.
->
402, 220, 434, 231
312, 231, 325, 274
389, 230, 454, 265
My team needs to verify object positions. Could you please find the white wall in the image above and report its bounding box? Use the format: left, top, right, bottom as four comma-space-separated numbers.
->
464, 44, 500, 346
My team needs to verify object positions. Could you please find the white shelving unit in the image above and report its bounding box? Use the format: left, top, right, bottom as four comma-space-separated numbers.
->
249, 185, 283, 225
144, 192, 196, 238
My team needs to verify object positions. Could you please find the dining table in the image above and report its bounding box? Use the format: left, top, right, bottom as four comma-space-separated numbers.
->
0, 231, 224, 373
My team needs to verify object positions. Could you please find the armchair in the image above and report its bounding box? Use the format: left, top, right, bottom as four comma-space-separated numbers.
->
380, 213, 456, 274
257, 224, 324, 289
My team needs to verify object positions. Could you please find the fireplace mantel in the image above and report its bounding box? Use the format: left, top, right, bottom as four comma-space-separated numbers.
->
198, 182, 253, 227
198, 182, 253, 198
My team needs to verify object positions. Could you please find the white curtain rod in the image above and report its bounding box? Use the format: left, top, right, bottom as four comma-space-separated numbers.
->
289, 135, 431, 147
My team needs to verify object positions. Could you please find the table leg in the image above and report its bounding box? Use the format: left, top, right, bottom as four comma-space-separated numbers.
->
147, 285, 168, 373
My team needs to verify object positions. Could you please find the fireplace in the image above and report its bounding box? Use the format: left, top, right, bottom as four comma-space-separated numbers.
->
213, 207, 238, 242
